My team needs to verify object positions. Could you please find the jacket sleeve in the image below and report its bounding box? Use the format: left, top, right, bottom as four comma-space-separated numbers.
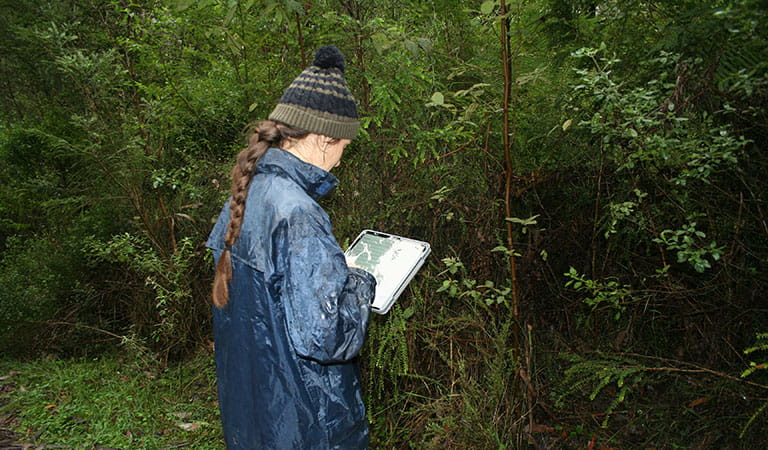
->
277, 210, 376, 364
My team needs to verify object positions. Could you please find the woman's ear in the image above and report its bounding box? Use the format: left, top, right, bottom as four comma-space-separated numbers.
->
311, 133, 327, 150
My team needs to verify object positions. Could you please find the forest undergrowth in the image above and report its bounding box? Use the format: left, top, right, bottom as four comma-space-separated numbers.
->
1, 0, 767, 448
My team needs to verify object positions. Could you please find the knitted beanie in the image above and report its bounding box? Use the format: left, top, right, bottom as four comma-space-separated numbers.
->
269, 46, 359, 140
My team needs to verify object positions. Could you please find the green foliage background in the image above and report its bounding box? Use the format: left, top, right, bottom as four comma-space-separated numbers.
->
1, 0, 767, 447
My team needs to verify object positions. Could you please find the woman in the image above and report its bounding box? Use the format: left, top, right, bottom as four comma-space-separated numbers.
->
206, 46, 376, 449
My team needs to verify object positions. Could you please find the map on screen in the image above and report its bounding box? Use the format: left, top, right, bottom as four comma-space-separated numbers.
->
345, 230, 430, 314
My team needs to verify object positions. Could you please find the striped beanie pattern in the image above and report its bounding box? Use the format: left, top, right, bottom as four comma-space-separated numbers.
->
269, 46, 359, 140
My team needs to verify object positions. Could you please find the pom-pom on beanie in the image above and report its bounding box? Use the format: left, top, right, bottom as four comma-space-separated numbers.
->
269, 46, 359, 140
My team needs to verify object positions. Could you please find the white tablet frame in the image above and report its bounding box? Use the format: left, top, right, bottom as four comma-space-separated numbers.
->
345, 230, 431, 314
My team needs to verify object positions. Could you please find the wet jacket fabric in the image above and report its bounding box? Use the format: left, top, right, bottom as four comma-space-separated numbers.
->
206, 148, 376, 449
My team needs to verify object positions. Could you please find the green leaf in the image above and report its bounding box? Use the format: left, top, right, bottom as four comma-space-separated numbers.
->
480, 1, 496, 15
284, 0, 303, 13
175, 0, 194, 11
404, 39, 419, 55
430, 91, 445, 106
224, 4, 237, 25
371, 33, 392, 55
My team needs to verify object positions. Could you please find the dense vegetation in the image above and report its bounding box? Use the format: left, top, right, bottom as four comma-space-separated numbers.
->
1, 0, 766, 447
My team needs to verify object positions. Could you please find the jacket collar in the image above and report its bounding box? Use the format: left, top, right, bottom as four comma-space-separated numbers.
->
257, 147, 339, 200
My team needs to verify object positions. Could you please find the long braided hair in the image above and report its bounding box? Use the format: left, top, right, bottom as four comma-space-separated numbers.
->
212, 120, 309, 307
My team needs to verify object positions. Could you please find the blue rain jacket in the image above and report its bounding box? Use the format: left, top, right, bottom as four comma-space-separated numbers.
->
206, 148, 376, 449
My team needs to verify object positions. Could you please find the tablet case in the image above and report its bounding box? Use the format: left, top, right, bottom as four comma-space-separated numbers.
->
344, 230, 431, 314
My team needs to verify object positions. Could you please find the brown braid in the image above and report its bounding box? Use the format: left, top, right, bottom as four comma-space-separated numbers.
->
212, 120, 309, 307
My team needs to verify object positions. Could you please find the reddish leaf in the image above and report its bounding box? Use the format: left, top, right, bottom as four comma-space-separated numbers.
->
688, 397, 709, 408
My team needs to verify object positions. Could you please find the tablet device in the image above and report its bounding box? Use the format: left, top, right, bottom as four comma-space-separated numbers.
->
345, 230, 431, 314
